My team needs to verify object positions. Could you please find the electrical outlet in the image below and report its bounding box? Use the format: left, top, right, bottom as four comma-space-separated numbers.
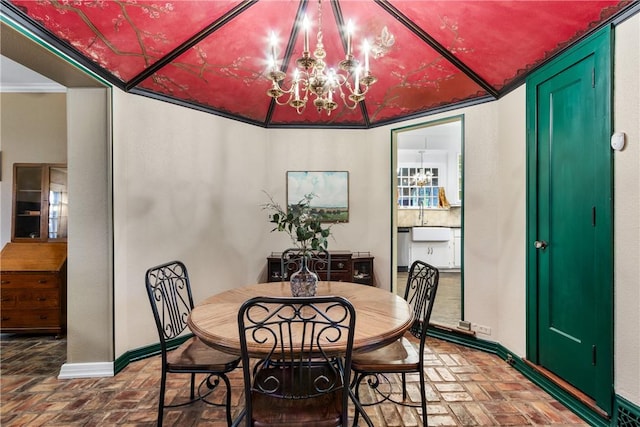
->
458, 320, 472, 331
477, 325, 491, 335
472, 323, 492, 335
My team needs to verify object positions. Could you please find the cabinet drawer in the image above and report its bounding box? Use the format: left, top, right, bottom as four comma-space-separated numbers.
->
1, 289, 60, 309
1, 309, 60, 328
330, 259, 350, 272
0, 274, 59, 289
329, 271, 352, 282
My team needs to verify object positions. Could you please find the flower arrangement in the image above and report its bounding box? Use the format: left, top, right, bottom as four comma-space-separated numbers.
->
263, 192, 332, 252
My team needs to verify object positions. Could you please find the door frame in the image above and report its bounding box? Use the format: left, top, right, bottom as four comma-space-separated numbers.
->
525, 26, 614, 413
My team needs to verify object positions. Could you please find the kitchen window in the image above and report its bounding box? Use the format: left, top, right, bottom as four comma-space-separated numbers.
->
397, 167, 439, 207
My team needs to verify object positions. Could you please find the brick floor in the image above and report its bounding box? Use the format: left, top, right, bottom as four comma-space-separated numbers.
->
0, 334, 588, 426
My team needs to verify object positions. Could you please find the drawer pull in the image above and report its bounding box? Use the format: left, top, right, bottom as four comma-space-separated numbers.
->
1, 280, 9, 284
37, 297, 47, 301
38, 279, 48, 284
1, 297, 12, 302
2, 316, 9, 321
39, 315, 49, 320
337, 262, 345, 269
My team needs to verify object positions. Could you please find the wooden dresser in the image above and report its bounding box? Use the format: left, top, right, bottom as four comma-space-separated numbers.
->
1, 242, 67, 336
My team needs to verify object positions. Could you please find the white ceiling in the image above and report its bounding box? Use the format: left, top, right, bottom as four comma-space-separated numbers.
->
0, 54, 66, 92
397, 120, 462, 151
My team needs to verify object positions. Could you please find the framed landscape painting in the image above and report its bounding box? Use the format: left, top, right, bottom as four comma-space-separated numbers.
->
287, 171, 349, 222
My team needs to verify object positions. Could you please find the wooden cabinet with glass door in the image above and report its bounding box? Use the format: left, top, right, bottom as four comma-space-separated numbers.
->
12, 163, 68, 242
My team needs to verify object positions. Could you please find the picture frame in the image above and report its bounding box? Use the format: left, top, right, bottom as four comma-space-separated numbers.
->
287, 171, 349, 222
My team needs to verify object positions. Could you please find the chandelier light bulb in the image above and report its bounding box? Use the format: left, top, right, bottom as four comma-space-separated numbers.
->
346, 20, 354, 56
303, 15, 310, 52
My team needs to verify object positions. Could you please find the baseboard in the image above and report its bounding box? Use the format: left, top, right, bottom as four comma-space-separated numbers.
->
114, 334, 191, 375
58, 362, 114, 379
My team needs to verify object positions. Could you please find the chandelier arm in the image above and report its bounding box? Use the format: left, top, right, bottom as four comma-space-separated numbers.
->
336, 86, 360, 110
273, 95, 294, 106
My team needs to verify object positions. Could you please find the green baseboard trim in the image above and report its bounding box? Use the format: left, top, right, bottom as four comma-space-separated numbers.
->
427, 325, 499, 353
427, 327, 639, 427
114, 335, 192, 375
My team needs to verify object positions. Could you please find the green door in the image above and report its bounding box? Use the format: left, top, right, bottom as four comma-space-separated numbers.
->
527, 28, 613, 412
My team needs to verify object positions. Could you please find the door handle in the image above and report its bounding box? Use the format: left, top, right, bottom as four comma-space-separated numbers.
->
534, 240, 548, 250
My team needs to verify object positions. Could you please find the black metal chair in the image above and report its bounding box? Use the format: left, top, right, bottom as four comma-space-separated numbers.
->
281, 247, 331, 280
145, 260, 241, 426
351, 260, 439, 427
233, 295, 363, 427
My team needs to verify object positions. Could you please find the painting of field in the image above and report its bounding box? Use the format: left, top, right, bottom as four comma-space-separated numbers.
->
287, 171, 349, 222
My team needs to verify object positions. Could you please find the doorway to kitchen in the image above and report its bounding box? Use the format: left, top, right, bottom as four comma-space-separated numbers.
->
392, 116, 463, 327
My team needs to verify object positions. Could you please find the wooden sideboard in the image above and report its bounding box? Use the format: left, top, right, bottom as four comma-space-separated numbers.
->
0, 242, 67, 336
267, 251, 374, 286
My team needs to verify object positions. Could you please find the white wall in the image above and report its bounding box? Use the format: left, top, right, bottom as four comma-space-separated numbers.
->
613, 12, 640, 404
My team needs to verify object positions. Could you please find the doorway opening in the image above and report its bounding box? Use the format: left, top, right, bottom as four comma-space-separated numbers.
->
392, 115, 464, 327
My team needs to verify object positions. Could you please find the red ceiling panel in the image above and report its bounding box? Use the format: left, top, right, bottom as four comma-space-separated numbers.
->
10, 0, 243, 81
137, 1, 299, 122
339, 1, 487, 124
390, 0, 625, 89
6, 0, 635, 128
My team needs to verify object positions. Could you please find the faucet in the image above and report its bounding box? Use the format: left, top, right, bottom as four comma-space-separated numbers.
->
418, 202, 427, 226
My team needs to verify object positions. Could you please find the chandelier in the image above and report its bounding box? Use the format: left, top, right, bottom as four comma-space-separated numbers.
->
265, 0, 377, 115
414, 149, 432, 187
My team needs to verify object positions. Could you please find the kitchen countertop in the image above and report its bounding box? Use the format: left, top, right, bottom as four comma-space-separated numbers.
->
397, 206, 461, 228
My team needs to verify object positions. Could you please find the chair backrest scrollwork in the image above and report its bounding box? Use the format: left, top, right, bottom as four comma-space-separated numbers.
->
280, 248, 331, 281
237, 295, 355, 425
145, 261, 194, 349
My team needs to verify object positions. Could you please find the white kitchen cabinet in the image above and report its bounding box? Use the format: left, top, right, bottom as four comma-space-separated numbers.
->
411, 241, 452, 268
410, 227, 454, 268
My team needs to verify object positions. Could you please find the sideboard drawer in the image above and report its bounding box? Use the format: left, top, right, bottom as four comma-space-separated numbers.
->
1, 273, 60, 289
330, 259, 350, 272
1, 309, 61, 328
2, 289, 60, 309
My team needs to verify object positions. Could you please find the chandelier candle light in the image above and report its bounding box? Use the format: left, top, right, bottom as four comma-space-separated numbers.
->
266, 0, 377, 115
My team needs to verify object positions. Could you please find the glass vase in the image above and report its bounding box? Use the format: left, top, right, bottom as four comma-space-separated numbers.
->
290, 257, 318, 297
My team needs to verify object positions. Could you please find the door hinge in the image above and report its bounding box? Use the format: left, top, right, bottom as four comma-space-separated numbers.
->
592, 345, 597, 365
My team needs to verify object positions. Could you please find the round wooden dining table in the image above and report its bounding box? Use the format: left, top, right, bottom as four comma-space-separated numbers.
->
188, 281, 414, 357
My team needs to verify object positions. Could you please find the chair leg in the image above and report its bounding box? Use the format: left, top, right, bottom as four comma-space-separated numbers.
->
230, 408, 246, 427
419, 369, 428, 427
401, 372, 407, 400
221, 374, 233, 427
352, 372, 363, 426
190, 372, 196, 400
349, 378, 374, 427
158, 368, 167, 427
